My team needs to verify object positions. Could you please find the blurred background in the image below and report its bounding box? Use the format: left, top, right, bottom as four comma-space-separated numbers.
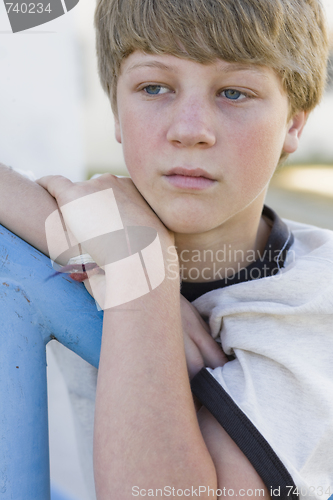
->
1, 0, 333, 230
1, 1, 333, 499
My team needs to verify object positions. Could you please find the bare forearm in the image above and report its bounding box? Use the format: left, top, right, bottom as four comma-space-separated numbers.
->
0, 163, 58, 256
94, 263, 217, 499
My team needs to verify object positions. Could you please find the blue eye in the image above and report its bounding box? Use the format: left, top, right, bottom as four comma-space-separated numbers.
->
144, 85, 168, 95
223, 89, 244, 100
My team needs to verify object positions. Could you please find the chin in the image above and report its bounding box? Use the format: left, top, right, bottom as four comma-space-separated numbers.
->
159, 215, 210, 235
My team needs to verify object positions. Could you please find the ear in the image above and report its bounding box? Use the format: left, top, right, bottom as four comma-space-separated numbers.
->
283, 110, 308, 154
114, 114, 122, 144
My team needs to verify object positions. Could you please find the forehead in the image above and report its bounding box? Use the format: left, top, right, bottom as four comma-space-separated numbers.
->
120, 51, 275, 80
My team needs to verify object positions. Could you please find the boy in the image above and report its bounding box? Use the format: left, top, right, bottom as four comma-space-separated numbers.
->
0, 0, 333, 498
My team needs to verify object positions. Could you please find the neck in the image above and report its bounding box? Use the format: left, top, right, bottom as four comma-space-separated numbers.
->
173, 198, 271, 283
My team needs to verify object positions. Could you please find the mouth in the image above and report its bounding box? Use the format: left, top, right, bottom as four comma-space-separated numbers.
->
165, 167, 215, 179
164, 167, 216, 190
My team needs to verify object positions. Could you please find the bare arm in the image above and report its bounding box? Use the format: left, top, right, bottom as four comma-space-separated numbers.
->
96, 268, 219, 499
95, 254, 269, 500
37, 174, 270, 500
0, 163, 57, 256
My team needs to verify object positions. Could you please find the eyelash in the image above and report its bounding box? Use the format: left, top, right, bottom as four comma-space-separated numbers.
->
142, 85, 170, 96
221, 89, 247, 101
141, 85, 251, 101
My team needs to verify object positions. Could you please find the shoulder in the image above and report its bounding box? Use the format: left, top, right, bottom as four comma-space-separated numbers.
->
284, 218, 333, 253
283, 218, 333, 273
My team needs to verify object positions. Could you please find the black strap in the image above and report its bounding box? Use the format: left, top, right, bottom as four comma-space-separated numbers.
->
191, 368, 299, 499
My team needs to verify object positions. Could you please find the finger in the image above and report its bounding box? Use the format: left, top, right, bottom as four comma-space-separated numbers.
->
36, 175, 74, 203
183, 335, 205, 379
193, 331, 229, 369
179, 295, 228, 368
188, 305, 210, 333
180, 295, 210, 333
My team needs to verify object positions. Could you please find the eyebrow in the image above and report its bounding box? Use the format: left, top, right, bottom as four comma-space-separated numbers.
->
126, 61, 176, 73
219, 63, 268, 78
126, 60, 268, 78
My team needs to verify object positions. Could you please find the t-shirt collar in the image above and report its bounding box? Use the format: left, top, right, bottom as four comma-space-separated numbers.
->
180, 205, 294, 302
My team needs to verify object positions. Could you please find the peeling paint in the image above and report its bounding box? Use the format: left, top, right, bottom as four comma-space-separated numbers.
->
13, 286, 31, 303
21, 291, 30, 303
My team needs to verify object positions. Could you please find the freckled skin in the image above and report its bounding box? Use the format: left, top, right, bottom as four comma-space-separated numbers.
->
114, 51, 306, 249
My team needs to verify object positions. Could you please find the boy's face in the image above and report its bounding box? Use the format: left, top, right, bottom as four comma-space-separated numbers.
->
114, 51, 305, 235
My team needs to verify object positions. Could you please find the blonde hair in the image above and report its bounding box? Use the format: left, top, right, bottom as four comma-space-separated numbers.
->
95, 0, 329, 119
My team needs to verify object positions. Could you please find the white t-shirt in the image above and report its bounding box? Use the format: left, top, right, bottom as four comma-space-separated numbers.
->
191, 218, 333, 500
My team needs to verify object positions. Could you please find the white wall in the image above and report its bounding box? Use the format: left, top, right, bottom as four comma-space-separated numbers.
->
0, 2, 87, 180
73, 0, 126, 176
0, 0, 125, 182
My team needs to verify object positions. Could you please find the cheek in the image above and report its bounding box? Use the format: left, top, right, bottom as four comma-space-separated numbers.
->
231, 114, 287, 190
120, 107, 162, 174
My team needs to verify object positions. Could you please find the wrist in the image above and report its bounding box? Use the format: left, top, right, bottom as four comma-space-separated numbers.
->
93, 229, 178, 310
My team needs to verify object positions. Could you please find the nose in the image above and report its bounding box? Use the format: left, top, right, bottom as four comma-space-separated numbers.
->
166, 95, 216, 148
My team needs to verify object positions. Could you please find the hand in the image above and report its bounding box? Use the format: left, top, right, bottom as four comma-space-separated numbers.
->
180, 294, 228, 379
180, 295, 228, 412
37, 174, 177, 309
36, 174, 174, 254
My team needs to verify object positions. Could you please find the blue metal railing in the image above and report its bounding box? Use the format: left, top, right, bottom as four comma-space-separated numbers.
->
0, 224, 103, 499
